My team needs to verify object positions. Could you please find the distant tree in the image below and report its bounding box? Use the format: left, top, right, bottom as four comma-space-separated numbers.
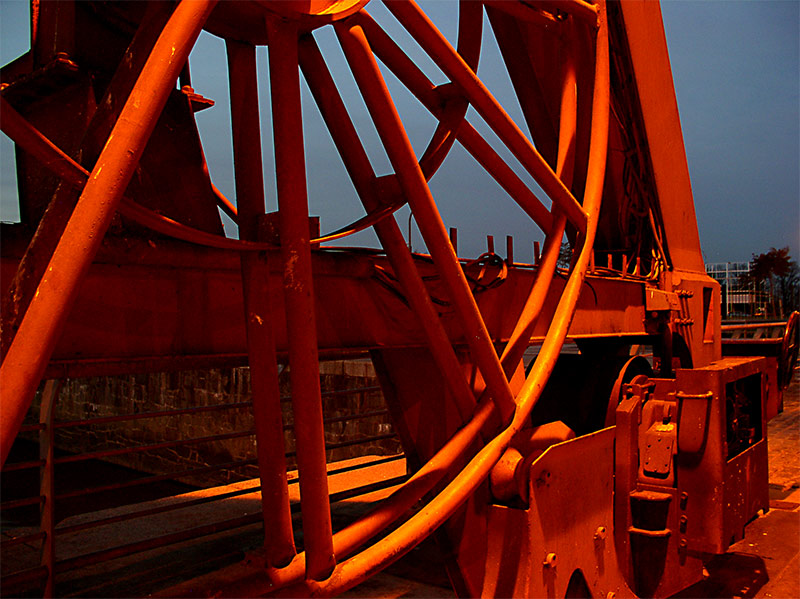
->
748, 247, 798, 318
779, 259, 800, 314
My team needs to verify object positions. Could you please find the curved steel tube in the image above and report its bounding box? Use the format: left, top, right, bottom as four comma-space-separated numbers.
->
268, 18, 336, 580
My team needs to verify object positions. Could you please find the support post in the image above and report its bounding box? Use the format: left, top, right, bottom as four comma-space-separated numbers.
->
268, 20, 335, 581
227, 39, 296, 568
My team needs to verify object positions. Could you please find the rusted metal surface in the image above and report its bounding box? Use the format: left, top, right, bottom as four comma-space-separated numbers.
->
2, 1, 796, 597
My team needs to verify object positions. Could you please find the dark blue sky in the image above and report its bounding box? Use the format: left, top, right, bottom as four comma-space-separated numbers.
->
1, 0, 797, 265
661, 0, 799, 264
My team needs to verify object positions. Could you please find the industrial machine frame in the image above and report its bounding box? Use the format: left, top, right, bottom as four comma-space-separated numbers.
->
1, 0, 797, 597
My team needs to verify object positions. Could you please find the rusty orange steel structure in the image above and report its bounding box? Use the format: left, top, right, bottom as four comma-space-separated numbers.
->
1, 1, 796, 597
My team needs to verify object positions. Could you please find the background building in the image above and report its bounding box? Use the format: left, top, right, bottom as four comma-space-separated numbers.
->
706, 262, 768, 320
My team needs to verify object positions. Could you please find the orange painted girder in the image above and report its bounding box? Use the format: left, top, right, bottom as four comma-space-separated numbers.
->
1, 236, 652, 378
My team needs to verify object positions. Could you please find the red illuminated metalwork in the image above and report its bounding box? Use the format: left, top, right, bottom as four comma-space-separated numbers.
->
1, 1, 796, 597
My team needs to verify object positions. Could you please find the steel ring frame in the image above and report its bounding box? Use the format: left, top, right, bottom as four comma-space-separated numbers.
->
0, 0, 609, 595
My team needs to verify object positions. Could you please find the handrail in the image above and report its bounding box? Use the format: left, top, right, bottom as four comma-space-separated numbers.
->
721, 320, 788, 332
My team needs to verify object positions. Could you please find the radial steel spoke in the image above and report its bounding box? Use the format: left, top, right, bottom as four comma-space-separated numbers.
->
335, 20, 516, 423
384, 1, 588, 233
266, 19, 335, 582
356, 12, 553, 232
298, 34, 478, 424
0, 0, 218, 468
456, 125, 554, 232
226, 39, 296, 568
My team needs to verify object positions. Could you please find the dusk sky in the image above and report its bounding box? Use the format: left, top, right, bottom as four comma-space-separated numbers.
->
1, 0, 798, 265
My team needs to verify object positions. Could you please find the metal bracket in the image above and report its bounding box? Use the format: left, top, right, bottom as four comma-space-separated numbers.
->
675, 391, 712, 454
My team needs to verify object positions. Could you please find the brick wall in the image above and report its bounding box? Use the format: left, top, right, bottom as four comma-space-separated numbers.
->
30, 361, 401, 487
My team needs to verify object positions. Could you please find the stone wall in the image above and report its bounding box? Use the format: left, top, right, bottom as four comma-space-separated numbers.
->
31, 360, 401, 487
